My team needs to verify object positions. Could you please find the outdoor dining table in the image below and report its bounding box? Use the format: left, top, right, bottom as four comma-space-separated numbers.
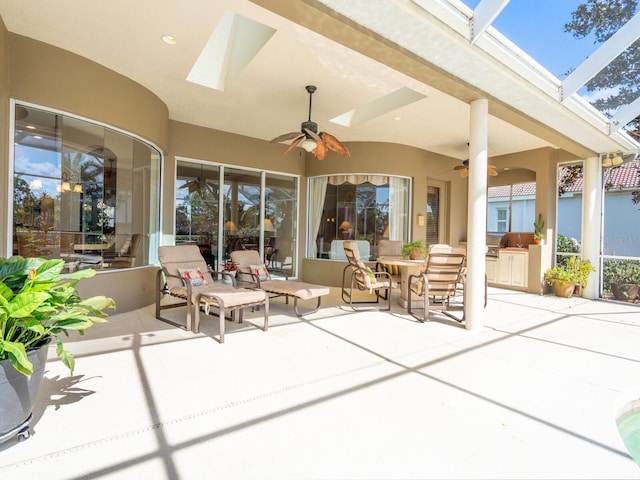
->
376, 256, 426, 308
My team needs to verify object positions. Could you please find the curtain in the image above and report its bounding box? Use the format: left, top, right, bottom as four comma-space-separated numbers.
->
308, 177, 328, 258
327, 175, 388, 186
389, 177, 406, 240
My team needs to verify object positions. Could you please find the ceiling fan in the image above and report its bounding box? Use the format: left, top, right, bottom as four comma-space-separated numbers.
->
270, 85, 350, 160
180, 164, 217, 194
454, 159, 498, 177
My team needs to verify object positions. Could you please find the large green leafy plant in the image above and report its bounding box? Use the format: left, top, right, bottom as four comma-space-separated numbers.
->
0, 256, 115, 378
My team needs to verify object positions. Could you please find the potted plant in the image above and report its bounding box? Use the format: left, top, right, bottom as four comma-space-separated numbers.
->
401, 240, 429, 260
544, 256, 595, 297
602, 258, 640, 302
221, 260, 239, 276
0, 256, 115, 442
533, 213, 545, 245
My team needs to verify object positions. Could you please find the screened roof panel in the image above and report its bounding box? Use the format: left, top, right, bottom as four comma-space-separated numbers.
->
459, 0, 640, 137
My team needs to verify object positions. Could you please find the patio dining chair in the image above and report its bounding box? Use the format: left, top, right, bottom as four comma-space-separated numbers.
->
341, 240, 392, 310
407, 252, 466, 323
156, 245, 268, 343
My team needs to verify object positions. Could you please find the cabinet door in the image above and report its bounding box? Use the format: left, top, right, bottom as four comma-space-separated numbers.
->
486, 258, 498, 283
497, 253, 512, 285
510, 253, 528, 287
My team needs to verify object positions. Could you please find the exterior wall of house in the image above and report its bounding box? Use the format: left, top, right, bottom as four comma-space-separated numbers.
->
165, 120, 308, 277
487, 195, 536, 232
303, 142, 469, 287
3, 33, 170, 312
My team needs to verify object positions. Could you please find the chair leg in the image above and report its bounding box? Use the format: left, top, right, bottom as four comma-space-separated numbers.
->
262, 294, 269, 331
293, 296, 322, 317
218, 305, 226, 344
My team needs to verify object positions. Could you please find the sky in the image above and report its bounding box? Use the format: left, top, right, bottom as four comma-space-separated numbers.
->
462, 0, 599, 78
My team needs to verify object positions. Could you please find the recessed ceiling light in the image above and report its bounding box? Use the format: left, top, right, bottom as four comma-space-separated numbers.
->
161, 35, 177, 46
394, 116, 402, 121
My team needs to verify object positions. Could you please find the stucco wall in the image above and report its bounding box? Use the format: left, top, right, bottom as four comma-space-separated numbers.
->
302, 142, 468, 287
4, 34, 169, 312
7, 34, 169, 151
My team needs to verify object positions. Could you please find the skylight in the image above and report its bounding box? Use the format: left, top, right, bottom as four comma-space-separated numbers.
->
330, 88, 427, 127
187, 10, 276, 91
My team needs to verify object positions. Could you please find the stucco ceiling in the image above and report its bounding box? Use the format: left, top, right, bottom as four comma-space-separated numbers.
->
0, 0, 596, 165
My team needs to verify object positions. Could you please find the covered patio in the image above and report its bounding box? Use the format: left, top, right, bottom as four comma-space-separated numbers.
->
1, 287, 639, 478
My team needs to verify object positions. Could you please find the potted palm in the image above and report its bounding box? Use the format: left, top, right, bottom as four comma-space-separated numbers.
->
544, 256, 595, 297
0, 256, 115, 442
401, 240, 429, 260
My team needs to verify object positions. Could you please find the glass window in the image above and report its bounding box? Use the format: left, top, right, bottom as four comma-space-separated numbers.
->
265, 173, 297, 274
487, 182, 536, 233
175, 160, 299, 278
496, 208, 508, 232
175, 162, 220, 269
426, 185, 441, 244
308, 175, 410, 261
12, 104, 161, 270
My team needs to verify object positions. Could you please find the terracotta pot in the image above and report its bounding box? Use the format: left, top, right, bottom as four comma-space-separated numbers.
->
409, 247, 424, 260
534, 239, 542, 245
553, 281, 575, 298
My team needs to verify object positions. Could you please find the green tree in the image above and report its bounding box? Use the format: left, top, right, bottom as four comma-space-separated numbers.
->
565, 0, 639, 139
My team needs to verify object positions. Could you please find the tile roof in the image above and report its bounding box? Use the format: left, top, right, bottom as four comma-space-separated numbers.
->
489, 158, 639, 198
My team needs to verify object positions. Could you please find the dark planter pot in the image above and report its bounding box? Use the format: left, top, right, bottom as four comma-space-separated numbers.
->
0, 339, 49, 442
611, 283, 640, 302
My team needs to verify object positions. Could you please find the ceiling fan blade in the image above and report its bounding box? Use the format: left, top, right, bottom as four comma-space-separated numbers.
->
270, 132, 303, 143
303, 128, 322, 143
488, 168, 498, 176
281, 136, 304, 156
320, 132, 350, 157
453, 165, 466, 170
313, 138, 328, 160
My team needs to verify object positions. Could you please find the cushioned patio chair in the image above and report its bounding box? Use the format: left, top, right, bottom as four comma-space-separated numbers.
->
407, 252, 466, 323
156, 245, 268, 343
341, 240, 392, 310
230, 249, 330, 317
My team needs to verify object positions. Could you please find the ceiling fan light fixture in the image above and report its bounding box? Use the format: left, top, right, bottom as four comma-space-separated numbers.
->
300, 138, 317, 152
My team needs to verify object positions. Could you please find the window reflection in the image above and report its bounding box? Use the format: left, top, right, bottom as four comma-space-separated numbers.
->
13, 104, 160, 270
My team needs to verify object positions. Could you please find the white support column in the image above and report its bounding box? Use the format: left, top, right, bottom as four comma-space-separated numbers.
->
581, 156, 601, 299
466, 99, 489, 330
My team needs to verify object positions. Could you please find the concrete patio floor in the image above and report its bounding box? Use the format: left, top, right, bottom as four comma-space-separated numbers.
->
1, 286, 640, 479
